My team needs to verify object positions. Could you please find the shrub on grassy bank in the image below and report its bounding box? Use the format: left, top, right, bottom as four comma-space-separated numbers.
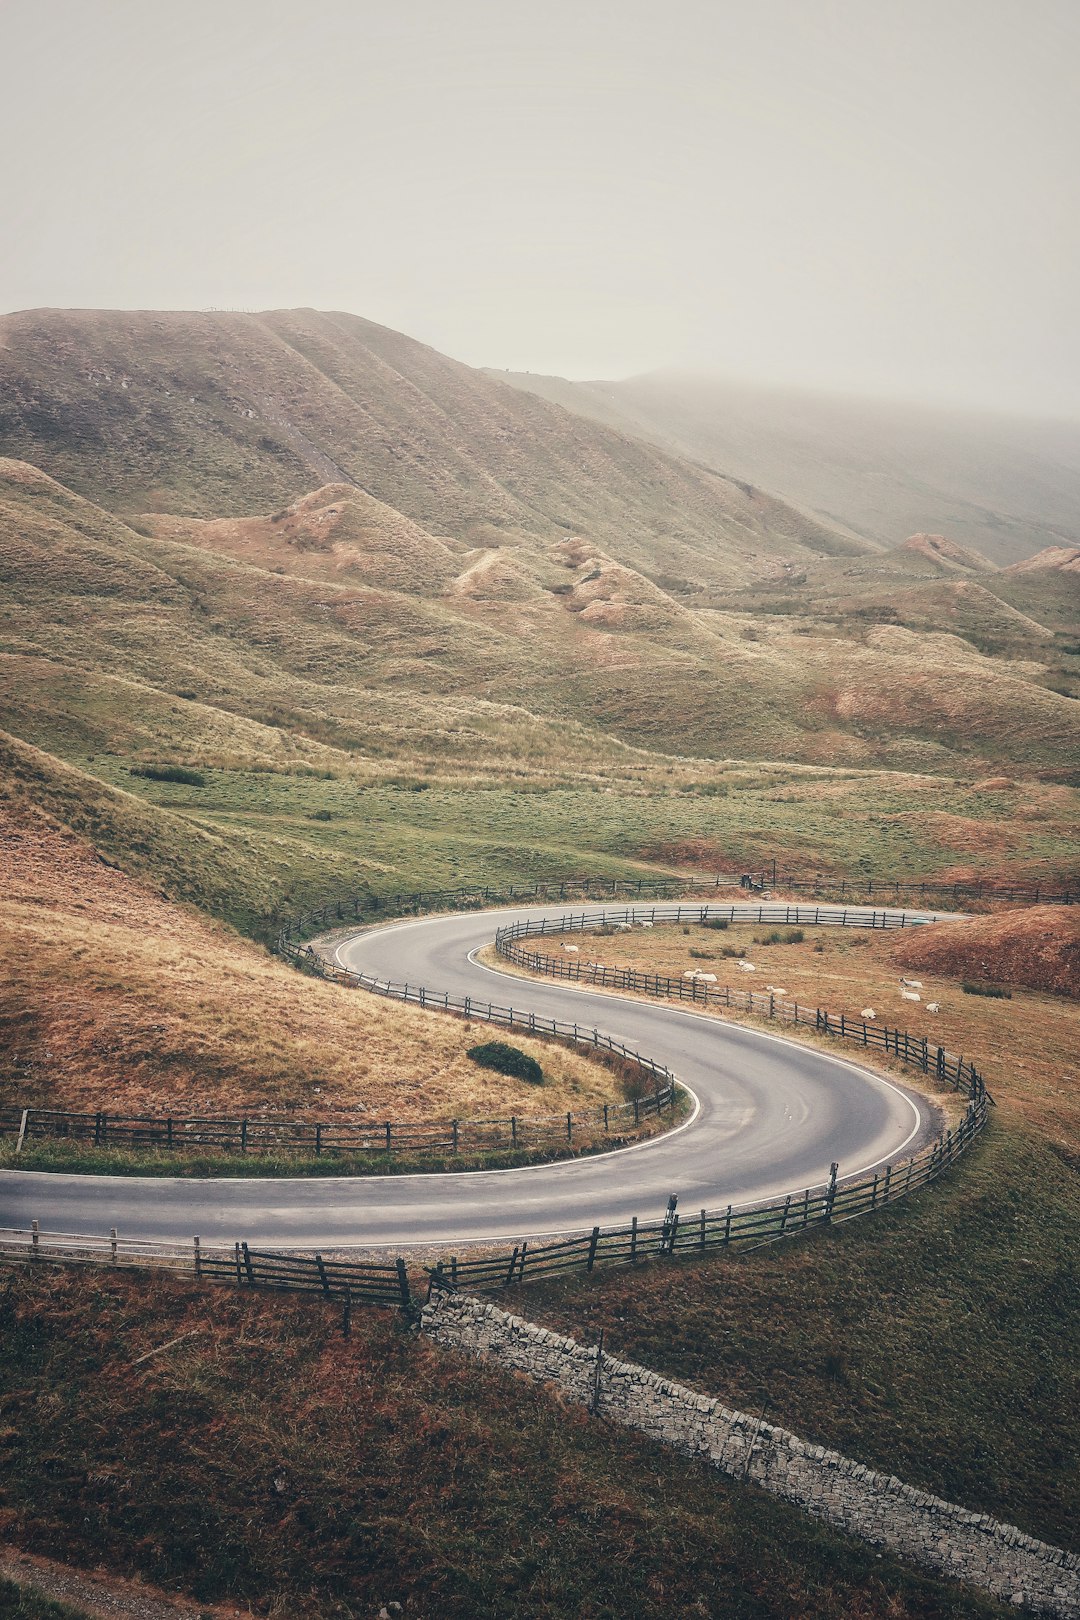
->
467, 1040, 543, 1084
130, 764, 206, 787
962, 983, 1012, 999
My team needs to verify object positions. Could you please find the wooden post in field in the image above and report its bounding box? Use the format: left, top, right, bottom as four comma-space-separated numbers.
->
342, 1288, 352, 1339
824, 1162, 839, 1222
586, 1226, 601, 1271
110, 1228, 118, 1265
396, 1257, 411, 1310
15, 1110, 28, 1155
31, 1218, 40, 1259
630, 1215, 638, 1262
193, 1236, 201, 1278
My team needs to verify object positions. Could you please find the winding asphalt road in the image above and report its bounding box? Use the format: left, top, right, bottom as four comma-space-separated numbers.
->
0, 904, 949, 1251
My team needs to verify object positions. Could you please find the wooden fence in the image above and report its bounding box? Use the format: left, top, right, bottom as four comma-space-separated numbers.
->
274, 863, 1073, 946
0, 1225, 409, 1309
427, 1093, 988, 1298
0, 1092, 988, 1315
0, 1071, 676, 1157
494, 909, 991, 1100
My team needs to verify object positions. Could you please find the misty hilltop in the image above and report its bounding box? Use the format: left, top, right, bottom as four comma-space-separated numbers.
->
487, 368, 1080, 570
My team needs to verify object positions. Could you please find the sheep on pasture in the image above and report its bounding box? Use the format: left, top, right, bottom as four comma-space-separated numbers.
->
861, 1008, 876, 1020
900, 989, 921, 1002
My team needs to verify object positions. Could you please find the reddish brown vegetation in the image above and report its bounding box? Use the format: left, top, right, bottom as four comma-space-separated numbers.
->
888, 907, 1080, 998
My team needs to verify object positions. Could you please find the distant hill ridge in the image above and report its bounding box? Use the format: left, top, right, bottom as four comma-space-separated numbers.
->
0, 307, 871, 596
487, 366, 1080, 569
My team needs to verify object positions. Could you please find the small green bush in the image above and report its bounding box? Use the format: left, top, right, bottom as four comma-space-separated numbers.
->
754, 928, 804, 946
308, 809, 333, 821
467, 1041, 543, 1084
962, 982, 1012, 999
702, 917, 729, 931
131, 763, 206, 787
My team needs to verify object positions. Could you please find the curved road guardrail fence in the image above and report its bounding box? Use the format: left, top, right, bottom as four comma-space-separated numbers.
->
493, 904, 991, 1102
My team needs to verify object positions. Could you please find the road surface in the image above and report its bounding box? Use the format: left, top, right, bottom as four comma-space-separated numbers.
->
0, 904, 946, 1250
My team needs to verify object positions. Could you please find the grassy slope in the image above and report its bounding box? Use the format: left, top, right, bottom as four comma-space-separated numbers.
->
0, 1582, 89, 1620
0, 308, 862, 583
0, 1267, 1011, 1620
0, 799, 626, 1124
2, 458, 1077, 780
505, 920, 1080, 1546
528, 1127, 1079, 1548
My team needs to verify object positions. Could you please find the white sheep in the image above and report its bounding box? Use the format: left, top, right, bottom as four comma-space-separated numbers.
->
696, 972, 718, 983
926, 1001, 941, 1013
641, 921, 653, 929
900, 989, 921, 1002
765, 985, 788, 996
861, 1008, 876, 1020
899, 977, 923, 989
563, 943, 579, 953
683, 969, 700, 980
736, 960, 756, 972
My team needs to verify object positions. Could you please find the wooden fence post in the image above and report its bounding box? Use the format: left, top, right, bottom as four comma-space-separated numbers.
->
824, 1162, 839, 1222
396, 1257, 411, 1310
15, 1110, 28, 1155
315, 1254, 331, 1296
110, 1227, 118, 1265
342, 1288, 352, 1339
31, 1218, 40, 1258
193, 1236, 201, 1278
630, 1215, 638, 1262
241, 1242, 255, 1286
586, 1226, 601, 1271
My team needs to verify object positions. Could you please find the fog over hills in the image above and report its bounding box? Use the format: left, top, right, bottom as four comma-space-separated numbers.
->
487, 369, 1080, 570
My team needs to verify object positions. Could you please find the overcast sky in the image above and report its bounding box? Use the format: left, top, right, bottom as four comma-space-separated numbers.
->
2, 0, 1078, 416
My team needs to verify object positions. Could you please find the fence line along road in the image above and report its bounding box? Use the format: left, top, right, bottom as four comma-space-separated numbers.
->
493, 905, 993, 1100
0, 1084, 988, 1314
275, 865, 1074, 943
3, 900, 986, 1157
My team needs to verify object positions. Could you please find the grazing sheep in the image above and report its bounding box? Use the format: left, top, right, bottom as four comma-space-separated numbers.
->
765, 985, 788, 996
899, 977, 923, 989
697, 972, 718, 983
683, 969, 700, 980
641, 921, 653, 928
563, 943, 579, 953
736, 960, 756, 972
926, 1001, 941, 1013
900, 989, 921, 1002
861, 1008, 877, 1020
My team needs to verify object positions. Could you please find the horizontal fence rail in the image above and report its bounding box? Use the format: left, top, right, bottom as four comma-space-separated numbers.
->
0, 1226, 410, 1308
494, 910, 991, 1103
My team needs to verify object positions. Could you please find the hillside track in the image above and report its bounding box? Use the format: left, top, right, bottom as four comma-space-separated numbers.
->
0, 905, 955, 1252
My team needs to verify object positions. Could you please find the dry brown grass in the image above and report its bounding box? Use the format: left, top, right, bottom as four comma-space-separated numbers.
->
0, 804, 623, 1121
890, 906, 1080, 998
520, 922, 1080, 1159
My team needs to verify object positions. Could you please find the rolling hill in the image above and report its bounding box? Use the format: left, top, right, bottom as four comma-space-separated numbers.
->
0, 307, 870, 597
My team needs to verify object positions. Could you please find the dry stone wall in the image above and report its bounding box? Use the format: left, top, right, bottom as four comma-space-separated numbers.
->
421, 1292, 1079, 1617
